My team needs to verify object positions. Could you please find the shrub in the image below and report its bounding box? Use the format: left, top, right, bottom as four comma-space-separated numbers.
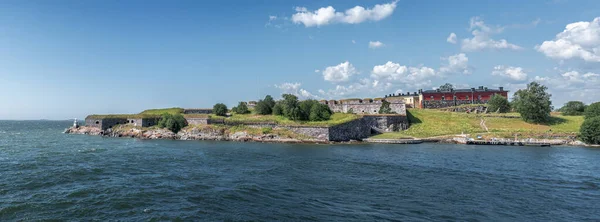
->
233, 102, 250, 114
487, 94, 511, 113
309, 104, 332, 121
255, 95, 277, 115
157, 113, 187, 133
559, 101, 586, 116
580, 116, 600, 144
213, 103, 228, 117
272, 103, 283, 116
584, 102, 600, 119
261, 127, 273, 134
281, 94, 299, 118
512, 82, 553, 123
379, 100, 394, 114
347, 108, 354, 114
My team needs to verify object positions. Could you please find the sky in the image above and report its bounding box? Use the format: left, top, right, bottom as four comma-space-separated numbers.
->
1, 0, 599, 120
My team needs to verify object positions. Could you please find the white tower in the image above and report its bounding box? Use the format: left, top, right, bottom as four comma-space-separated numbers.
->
73, 118, 79, 128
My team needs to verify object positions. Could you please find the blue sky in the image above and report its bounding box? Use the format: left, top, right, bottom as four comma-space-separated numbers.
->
1, 0, 599, 120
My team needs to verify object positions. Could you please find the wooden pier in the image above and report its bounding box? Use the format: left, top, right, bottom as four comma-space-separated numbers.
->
466, 140, 551, 147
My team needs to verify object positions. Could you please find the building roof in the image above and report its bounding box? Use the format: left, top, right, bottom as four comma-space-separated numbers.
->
421, 87, 506, 94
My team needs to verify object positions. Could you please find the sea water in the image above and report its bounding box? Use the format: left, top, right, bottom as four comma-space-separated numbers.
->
1, 120, 599, 221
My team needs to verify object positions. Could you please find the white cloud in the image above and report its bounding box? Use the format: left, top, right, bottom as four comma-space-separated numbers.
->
269, 15, 277, 21
439, 53, 471, 75
532, 71, 600, 104
461, 17, 522, 51
314, 69, 320, 73
491, 65, 528, 82
368, 41, 384, 49
352, 40, 356, 44
274, 82, 320, 99
370, 61, 438, 86
447, 33, 457, 44
291, 1, 397, 27
536, 17, 600, 62
322, 61, 358, 82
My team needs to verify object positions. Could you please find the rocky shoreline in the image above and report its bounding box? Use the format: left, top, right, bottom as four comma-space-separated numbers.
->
64, 126, 331, 144
64, 126, 596, 147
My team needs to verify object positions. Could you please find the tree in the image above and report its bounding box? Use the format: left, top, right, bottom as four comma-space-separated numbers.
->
584, 102, 600, 119
378, 100, 394, 114
255, 95, 276, 115
580, 116, 600, 144
281, 94, 299, 119
487, 94, 511, 113
309, 103, 332, 121
298, 100, 319, 120
233, 102, 250, 114
512, 82, 553, 123
272, 103, 283, 116
439, 83, 454, 91
157, 113, 187, 133
559, 101, 586, 116
213, 103, 228, 117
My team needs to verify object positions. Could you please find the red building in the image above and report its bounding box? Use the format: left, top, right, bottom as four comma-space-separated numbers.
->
419, 86, 508, 109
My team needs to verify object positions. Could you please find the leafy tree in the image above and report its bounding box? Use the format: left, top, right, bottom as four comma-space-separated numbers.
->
298, 100, 319, 120
263, 95, 275, 109
584, 102, 600, 119
272, 103, 283, 116
559, 101, 586, 116
512, 82, 553, 123
580, 116, 600, 144
439, 83, 454, 91
213, 103, 228, 117
309, 103, 332, 121
233, 102, 250, 114
157, 113, 187, 133
281, 94, 299, 118
487, 94, 511, 113
255, 95, 276, 115
378, 100, 394, 114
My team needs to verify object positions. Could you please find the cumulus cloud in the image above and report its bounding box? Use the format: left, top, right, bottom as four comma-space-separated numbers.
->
447, 33, 457, 44
370, 61, 437, 87
368, 41, 385, 49
461, 17, 522, 51
491, 66, 528, 82
322, 61, 358, 82
291, 1, 397, 27
532, 71, 600, 104
274, 82, 320, 99
439, 53, 471, 75
269, 15, 277, 21
536, 17, 600, 62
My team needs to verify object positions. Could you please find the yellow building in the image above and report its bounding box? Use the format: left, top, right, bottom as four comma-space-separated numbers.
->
387, 93, 421, 108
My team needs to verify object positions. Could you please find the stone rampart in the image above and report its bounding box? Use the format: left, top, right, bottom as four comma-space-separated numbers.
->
320, 98, 405, 115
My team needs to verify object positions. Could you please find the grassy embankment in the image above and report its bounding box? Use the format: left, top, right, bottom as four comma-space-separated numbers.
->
226, 113, 358, 127
371, 108, 583, 139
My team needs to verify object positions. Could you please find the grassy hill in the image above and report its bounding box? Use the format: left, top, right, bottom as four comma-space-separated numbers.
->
372, 109, 583, 139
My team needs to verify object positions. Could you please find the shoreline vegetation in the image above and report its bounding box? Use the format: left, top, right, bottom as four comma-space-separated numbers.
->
66, 108, 596, 147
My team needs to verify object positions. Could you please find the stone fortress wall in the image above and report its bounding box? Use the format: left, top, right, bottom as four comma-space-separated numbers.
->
319, 97, 406, 115
85, 98, 409, 141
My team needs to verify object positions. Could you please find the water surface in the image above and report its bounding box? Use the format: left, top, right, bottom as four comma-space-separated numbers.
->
1, 120, 599, 221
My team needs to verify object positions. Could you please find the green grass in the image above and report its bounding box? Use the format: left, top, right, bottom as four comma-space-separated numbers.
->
86, 114, 160, 119
226, 113, 359, 127
371, 109, 584, 139
139, 107, 184, 115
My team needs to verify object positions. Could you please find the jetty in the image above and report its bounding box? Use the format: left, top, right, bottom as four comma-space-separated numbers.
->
363, 138, 423, 144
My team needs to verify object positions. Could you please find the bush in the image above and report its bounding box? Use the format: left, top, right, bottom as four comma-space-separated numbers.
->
584, 102, 600, 119
512, 82, 553, 123
261, 127, 272, 134
487, 94, 511, 113
580, 116, 600, 144
347, 108, 354, 114
379, 100, 394, 114
213, 103, 228, 116
157, 113, 187, 133
255, 95, 277, 115
559, 101, 586, 116
233, 102, 250, 114
281, 94, 299, 118
272, 103, 283, 115
309, 104, 332, 121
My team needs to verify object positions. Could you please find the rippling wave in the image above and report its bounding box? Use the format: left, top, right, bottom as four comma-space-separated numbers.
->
1, 120, 599, 221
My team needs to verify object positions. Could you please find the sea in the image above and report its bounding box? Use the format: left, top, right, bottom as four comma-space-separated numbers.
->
1, 120, 599, 221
